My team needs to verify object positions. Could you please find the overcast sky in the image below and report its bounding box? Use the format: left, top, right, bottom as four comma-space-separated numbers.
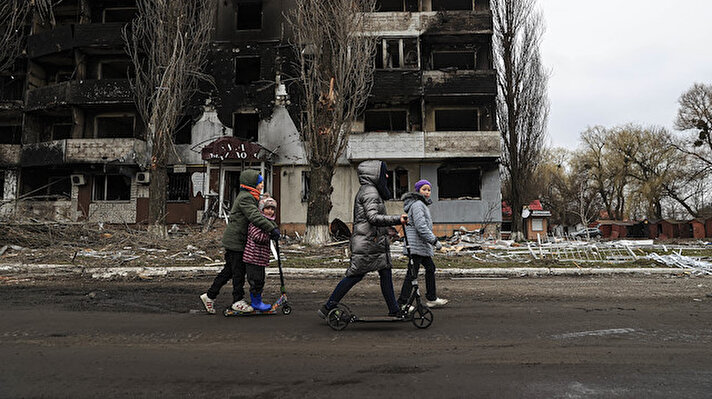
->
539, 0, 712, 150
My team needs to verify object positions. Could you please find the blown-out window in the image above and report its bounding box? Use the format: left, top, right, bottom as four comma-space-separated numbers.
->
52, 123, 73, 140
301, 171, 310, 202
168, 173, 190, 202
102, 7, 138, 23
437, 166, 481, 199
0, 124, 22, 144
235, 56, 261, 84
236, 2, 262, 30
93, 175, 131, 201
432, 0, 473, 11
434, 109, 479, 131
95, 114, 135, 138
375, 38, 418, 69
232, 113, 259, 141
386, 168, 409, 200
376, 0, 419, 11
364, 109, 407, 132
99, 60, 135, 79
432, 51, 475, 70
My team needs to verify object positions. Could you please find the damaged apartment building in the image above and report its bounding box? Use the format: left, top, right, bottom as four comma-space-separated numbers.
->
1, 0, 501, 235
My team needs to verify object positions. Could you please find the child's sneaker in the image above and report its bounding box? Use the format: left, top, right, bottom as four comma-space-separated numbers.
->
425, 298, 449, 308
200, 293, 215, 314
400, 303, 416, 314
231, 299, 254, 313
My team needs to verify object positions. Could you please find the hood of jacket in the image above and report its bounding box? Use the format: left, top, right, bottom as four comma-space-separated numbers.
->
240, 169, 261, 188
357, 160, 391, 200
357, 160, 381, 186
402, 192, 432, 213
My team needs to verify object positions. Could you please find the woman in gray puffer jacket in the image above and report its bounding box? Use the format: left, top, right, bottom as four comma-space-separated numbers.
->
397, 179, 448, 308
319, 160, 408, 318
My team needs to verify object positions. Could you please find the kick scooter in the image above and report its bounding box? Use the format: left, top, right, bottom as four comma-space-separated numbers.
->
325, 223, 434, 330
224, 239, 292, 317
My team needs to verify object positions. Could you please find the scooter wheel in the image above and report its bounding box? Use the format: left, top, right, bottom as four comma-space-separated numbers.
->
411, 306, 433, 329
282, 305, 292, 315
326, 306, 350, 331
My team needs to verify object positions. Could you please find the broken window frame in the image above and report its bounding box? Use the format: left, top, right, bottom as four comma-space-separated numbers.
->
232, 112, 259, 142
93, 174, 131, 202
431, 0, 475, 11
437, 165, 481, 200
46, 176, 71, 198
431, 50, 476, 70
94, 113, 136, 139
234, 56, 261, 85
167, 173, 190, 202
102, 7, 138, 23
301, 171, 310, 202
51, 122, 73, 140
98, 60, 135, 80
375, 0, 419, 12
235, 1, 263, 31
0, 124, 22, 145
364, 108, 408, 132
386, 168, 409, 200
375, 38, 419, 70
434, 108, 480, 131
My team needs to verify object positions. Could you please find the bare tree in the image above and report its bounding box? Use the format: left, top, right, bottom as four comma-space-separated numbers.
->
0, 1, 29, 73
123, 0, 215, 236
287, 0, 377, 245
0, 0, 60, 73
674, 83, 712, 169
492, 0, 549, 241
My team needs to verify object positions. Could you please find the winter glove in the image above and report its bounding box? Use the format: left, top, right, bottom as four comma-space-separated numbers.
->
269, 228, 280, 240
434, 241, 443, 250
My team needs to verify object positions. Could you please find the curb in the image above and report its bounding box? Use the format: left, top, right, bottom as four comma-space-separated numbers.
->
0, 263, 694, 280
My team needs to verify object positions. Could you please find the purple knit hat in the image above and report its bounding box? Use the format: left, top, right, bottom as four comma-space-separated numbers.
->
414, 179, 432, 192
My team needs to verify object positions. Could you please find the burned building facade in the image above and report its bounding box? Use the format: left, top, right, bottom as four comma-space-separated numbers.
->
2, 0, 501, 235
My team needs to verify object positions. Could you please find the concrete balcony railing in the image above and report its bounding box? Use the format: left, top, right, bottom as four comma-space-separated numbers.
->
347, 130, 499, 160
423, 70, 496, 96
26, 79, 133, 111
0, 144, 21, 166
363, 11, 492, 36
424, 130, 499, 158
27, 23, 126, 59
21, 138, 146, 167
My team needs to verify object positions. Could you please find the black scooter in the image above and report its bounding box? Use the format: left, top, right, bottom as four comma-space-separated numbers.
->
325, 223, 434, 330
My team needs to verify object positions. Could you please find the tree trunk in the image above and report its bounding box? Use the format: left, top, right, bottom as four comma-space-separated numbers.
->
147, 164, 168, 238
304, 163, 334, 246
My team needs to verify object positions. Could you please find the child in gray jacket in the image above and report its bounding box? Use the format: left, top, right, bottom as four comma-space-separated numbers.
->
397, 179, 448, 308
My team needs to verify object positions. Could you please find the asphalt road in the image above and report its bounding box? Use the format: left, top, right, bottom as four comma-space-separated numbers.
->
0, 275, 711, 398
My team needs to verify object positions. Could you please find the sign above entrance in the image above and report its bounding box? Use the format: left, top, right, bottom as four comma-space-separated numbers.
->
201, 137, 270, 162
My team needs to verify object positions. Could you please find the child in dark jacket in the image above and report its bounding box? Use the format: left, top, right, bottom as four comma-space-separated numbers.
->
199, 170, 279, 314
241, 195, 278, 311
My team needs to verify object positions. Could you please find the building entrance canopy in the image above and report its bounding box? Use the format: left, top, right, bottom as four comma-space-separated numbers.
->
201, 137, 271, 162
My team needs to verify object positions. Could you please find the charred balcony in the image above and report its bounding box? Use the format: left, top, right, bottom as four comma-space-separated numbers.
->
371, 70, 422, 100
423, 70, 496, 96
347, 130, 499, 161
363, 10, 492, 35
26, 79, 132, 111
27, 23, 126, 59
20, 138, 147, 167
